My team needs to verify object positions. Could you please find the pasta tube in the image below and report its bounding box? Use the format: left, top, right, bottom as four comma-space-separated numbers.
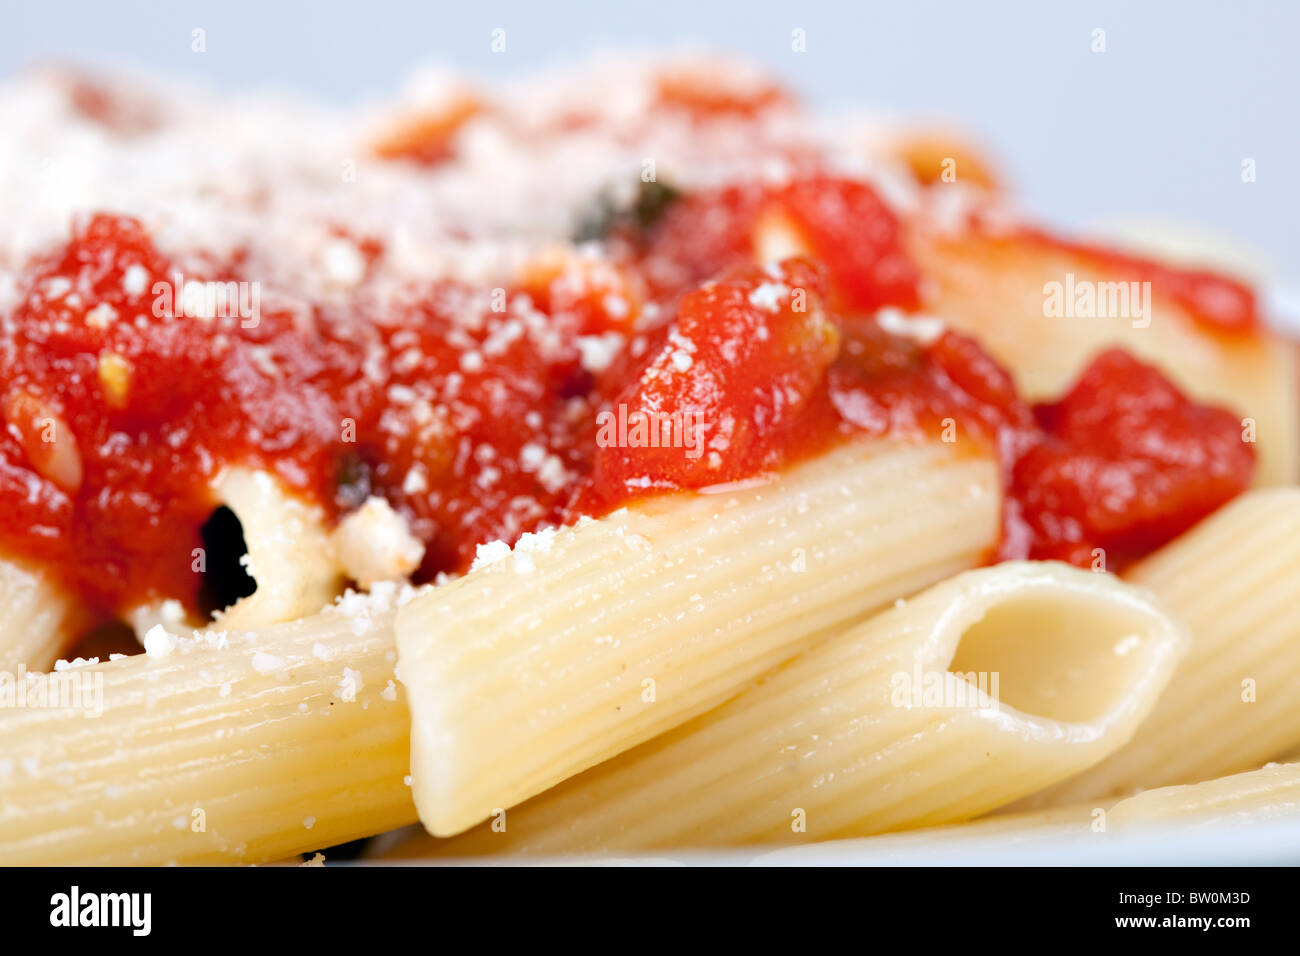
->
1108, 762, 1300, 831
397, 438, 1000, 837
0, 557, 88, 672
382, 802, 1103, 862
748, 803, 1103, 866
0, 586, 419, 865
122, 469, 346, 645
426, 561, 1185, 856
1024, 488, 1300, 805
212, 468, 343, 629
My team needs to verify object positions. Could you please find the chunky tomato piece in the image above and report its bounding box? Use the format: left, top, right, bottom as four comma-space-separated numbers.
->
582, 259, 839, 503
580, 262, 1033, 511
828, 319, 1033, 447
1008, 349, 1255, 566
775, 177, 921, 314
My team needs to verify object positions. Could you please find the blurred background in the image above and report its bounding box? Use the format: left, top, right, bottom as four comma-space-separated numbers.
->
2, 0, 1296, 276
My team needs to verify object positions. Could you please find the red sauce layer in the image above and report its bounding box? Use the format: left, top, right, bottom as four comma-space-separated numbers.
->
636, 174, 921, 315
0, 216, 373, 609
0, 174, 1258, 619
587, 258, 1254, 567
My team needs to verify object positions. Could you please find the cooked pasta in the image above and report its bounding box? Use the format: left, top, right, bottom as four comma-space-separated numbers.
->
398, 438, 999, 837
1108, 762, 1300, 830
0, 588, 417, 865
0, 557, 87, 672
746, 803, 1104, 866
0, 51, 1293, 870
1024, 488, 1300, 805
419, 562, 1184, 856
212, 469, 344, 630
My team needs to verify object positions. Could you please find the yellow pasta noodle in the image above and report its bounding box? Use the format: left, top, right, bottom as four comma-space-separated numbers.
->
123, 469, 351, 643
397, 438, 1000, 837
0, 556, 88, 672
0, 586, 418, 865
382, 801, 1104, 863
1023, 488, 1300, 806
424, 561, 1185, 856
0, 437, 993, 864
1108, 762, 1300, 831
749, 802, 1104, 866
211, 468, 343, 630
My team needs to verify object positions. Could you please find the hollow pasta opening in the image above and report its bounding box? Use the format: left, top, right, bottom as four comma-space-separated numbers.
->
197, 505, 258, 618
947, 589, 1155, 724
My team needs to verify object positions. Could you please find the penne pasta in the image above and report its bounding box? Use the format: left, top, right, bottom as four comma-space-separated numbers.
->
397, 438, 1000, 837
0, 586, 419, 865
0, 437, 994, 864
422, 561, 1185, 856
2, 52, 1294, 872
379, 801, 1106, 863
748, 803, 1103, 866
122, 469, 347, 646
211, 469, 344, 630
1022, 488, 1300, 805
0, 557, 88, 672
1108, 762, 1300, 831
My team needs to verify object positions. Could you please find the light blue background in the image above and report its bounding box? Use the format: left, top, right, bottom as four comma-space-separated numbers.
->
2, 0, 1296, 276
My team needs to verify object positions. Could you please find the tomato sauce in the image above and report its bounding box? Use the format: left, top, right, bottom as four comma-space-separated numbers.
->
0, 215, 375, 611
588, 258, 1253, 566
0, 172, 1258, 621
1005, 349, 1255, 567
636, 175, 921, 315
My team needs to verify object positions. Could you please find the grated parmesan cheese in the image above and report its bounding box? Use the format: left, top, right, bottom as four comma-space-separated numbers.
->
142, 625, 176, 659
329, 496, 425, 590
